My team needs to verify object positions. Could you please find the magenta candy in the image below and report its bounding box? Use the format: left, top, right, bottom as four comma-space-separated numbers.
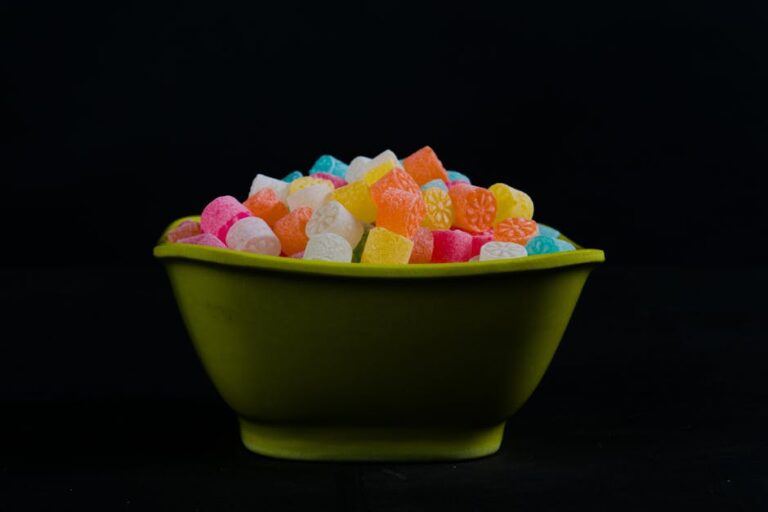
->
446, 180, 466, 189
313, 172, 348, 189
200, 195, 252, 242
431, 229, 472, 263
177, 233, 227, 248
469, 230, 494, 258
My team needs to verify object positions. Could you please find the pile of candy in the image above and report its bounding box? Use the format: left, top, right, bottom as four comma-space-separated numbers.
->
166, 146, 575, 263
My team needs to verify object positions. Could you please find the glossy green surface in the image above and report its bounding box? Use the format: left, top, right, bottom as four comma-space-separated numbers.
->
155, 217, 605, 461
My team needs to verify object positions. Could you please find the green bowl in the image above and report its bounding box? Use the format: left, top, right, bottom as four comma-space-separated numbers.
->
154, 216, 605, 461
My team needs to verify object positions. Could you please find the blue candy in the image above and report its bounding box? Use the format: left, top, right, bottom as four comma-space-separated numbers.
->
526, 236, 560, 255
554, 239, 576, 252
282, 171, 303, 183
309, 155, 348, 179
537, 223, 561, 238
446, 171, 471, 184
421, 179, 449, 192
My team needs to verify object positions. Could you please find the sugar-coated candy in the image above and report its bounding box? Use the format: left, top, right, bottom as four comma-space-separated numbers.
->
370, 167, 421, 204
357, 150, 398, 184
422, 187, 454, 230
449, 183, 497, 233
201, 195, 253, 242
289, 176, 334, 194
469, 230, 494, 258
177, 233, 226, 248
537, 223, 560, 238
303, 233, 353, 262
421, 179, 449, 192
243, 188, 289, 227
525, 235, 559, 255
409, 227, 434, 263
312, 172, 348, 189
305, 200, 364, 247
250, 174, 290, 202
331, 181, 377, 223
402, 146, 449, 185
361, 227, 414, 264
489, 183, 534, 222
351, 224, 371, 263
479, 241, 527, 261
167, 220, 201, 242
273, 207, 313, 255
375, 188, 426, 238
363, 159, 398, 185
345, 156, 372, 182
554, 239, 575, 252
309, 155, 348, 178
446, 171, 470, 184
282, 171, 303, 183
494, 218, 539, 245
226, 217, 281, 256
286, 183, 332, 211
431, 229, 472, 263
468, 255, 480, 262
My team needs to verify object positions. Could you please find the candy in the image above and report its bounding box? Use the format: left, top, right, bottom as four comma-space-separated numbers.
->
421, 179, 449, 192
243, 188, 289, 226
225, 217, 281, 256
402, 146, 449, 185
431, 229, 472, 263
303, 233, 353, 262
312, 172, 348, 189
421, 188, 454, 230
489, 183, 534, 222
250, 174, 290, 202
448, 184, 496, 233
525, 235, 560, 255
363, 159, 398, 185
201, 196, 252, 242
282, 171, 303, 183
167, 220, 201, 242
273, 207, 313, 255
375, 189, 426, 238
554, 239, 576, 252
409, 227, 434, 263
446, 171, 470, 184
351, 224, 371, 263
331, 181, 377, 223
309, 155, 348, 178
370, 167, 421, 204
345, 156, 372, 182
286, 184, 332, 211
289, 176, 334, 194
479, 241, 527, 261
305, 200, 364, 247
537, 224, 561, 238
361, 227, 414, 264
469, 230, 494, 258
289, 251, 304, 258
494, 218, 539, 245
177, 233, 227, 248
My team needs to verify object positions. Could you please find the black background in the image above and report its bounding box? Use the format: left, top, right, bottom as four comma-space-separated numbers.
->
2, 1, 766, 510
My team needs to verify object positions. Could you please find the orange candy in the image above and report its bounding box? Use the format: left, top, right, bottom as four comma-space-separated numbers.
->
494, 217, 539, 245
370, 167, 421, 204
402, 146, 449, 185
409, 227, 434, 263
273, 207, 313, 255
243, 188, 289, 227
375, 189, 426, 239
448, 183, 497, 233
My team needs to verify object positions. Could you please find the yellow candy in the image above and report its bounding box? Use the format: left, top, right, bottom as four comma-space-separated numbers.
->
421, 188, 454, 230
331, 181, 377, 223
289, 176, 334, 194
361, 227, 414, 264
362, 159, 398, 186
489, 183, 534, 222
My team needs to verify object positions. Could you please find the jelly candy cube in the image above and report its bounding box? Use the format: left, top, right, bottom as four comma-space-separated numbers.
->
489, 183, 534, 222
402, 146, 449, 185
243, 188, 289, 227
273, 207, 313, 255
250, 174, 290, 202
409, 227, 434, 263
286, 183, 332, 211
167, 220, 201, 242
375, 188, 426, 239
282, 171, 303, 183
309, 155, 348, 178
446, 171, 470, 184
345, 156, 372, 182
289, 176, 334, 194
305, 200, 364, 248
331, 181, 377, 223
303, 232, 353, 262
370, 167, 421, 204
431, 229, 472, 263
226, 217, 281, 256
361, 227, 414, 264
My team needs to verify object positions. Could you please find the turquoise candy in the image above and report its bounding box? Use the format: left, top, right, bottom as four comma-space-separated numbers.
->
554, 239, 576, 252
282, 171, 303, 183
447, 171, 470, 184
537, 223, 561, 238
421, 179, 449, 192
309, 155, 348, 179
526, 235, 560, 255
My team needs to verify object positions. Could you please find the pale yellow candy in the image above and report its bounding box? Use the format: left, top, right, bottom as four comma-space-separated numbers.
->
489, 183, 534, 222
331, 181, 377, 223
361, 227, 414, 264
289, 176, 334, 194
421, 187, 454, 230
362, 159, 398, 185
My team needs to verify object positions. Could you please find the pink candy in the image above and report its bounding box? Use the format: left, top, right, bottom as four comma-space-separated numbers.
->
312, 172, 348, 189
201, 196, 252, 242
177, 233, 227, 248
469, 230, 494, 258
167, 220, 201, 242
431, 229, 472, 263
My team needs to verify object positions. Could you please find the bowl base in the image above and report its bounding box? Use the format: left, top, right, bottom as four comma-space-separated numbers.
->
239, 419, 506, 462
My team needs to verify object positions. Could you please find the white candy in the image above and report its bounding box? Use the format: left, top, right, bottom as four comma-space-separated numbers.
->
345, 156, 372, 182
305, 201, 364, 248
303, 233, 352, 262
249, 174, 290, 201
347, 150, 398, 182
226, 217, 281, 256
479, 241, 528, 261
286, 183, 331, 211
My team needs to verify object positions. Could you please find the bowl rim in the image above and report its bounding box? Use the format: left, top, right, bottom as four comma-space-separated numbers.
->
154, 216, 605, 279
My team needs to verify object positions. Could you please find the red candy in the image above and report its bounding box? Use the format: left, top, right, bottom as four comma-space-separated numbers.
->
409, 227, 434, 263
469, 230, 494, 258
431, 229, 472, 263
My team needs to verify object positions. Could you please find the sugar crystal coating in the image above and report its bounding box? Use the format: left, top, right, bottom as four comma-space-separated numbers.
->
402, 146, 449, 185
309, 155, 348, 178
449, 184, 497, 234
525, 235, 560, 255
305, 200, 364, 248
250, 174, 290, 202
361, 227, 414, 264
167, 220, 201, 242
286, 183, 332, 211
177, 233, 226, 248
201, 195, 252, 242
479, 241, 527, 261
226, 216, 281, 256
422, 188, 454, 230
494, 218, 539, 245
375, 188, 426, 238
345, 156, 372, 182
282, 171, 303, 183
409, 227, 434, 263
312, 172, 348, 189
273, 207, 313, 255
243, 188, 289, 227
331, 181, 377, 223
303, 232, 353, 262
431, 229, 472, 263
489, 183, 534, 222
